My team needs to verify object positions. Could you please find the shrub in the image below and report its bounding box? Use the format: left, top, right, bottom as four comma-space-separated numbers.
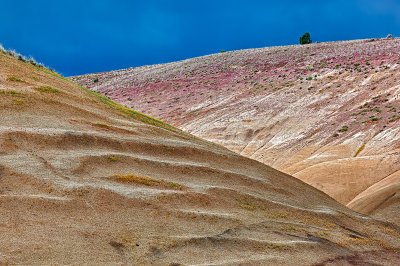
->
93, 78, 99, 83
7, 49, 16, 57
17, 54, 27, 62
220, 50, 226, 53
300, 32, 312, 45
339, 126, 349, 132
29, 57, 37, 66
0, 44, 52, 71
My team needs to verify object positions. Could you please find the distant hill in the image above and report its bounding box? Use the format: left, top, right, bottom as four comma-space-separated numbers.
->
72, 38, 400, 225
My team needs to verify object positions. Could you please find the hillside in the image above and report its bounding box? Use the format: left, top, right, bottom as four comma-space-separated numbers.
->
1, 45, 400, 264
72, 38, 400, 224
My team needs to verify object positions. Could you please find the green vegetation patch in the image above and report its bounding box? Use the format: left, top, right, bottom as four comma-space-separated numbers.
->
108, 174, 184, 190
108, 156, 118, 162
8, 76, 23, 82
79, 85, 179, 133
34, 86, 59, 93
109, 174, 159, 186
363, 116, 381, 123
0, 90, 24, 97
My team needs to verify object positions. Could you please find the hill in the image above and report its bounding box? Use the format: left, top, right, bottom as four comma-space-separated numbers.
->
1, 44, 400, 264
72, 38, 400, 225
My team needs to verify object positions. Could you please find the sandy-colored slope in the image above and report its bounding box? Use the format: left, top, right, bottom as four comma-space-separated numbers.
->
72, 38, 400, 223
1, 49, 400, 265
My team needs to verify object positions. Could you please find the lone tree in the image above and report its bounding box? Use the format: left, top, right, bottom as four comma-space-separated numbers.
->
299, 32, 312, 44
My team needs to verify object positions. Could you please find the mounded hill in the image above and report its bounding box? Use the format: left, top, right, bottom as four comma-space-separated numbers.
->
72, 38, 400, 225
1, 45, 400, 265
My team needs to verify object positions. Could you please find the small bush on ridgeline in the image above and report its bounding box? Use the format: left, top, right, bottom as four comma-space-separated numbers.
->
7, 49, 16, 57
29, 57, 37, 66
300, 32, 312, 45
17, 54, 27, 62
0, 43, 49, 70
220, 50, 226, 53
93, 78, 99, 83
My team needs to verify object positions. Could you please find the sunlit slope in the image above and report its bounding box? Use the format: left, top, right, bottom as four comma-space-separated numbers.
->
1, 50, 400, 265
72, 38, 400, 223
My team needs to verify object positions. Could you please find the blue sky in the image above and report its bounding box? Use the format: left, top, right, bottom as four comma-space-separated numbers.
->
1, 0, 399, 76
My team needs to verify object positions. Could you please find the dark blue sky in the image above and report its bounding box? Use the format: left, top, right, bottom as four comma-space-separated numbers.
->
1, 0, 399, 76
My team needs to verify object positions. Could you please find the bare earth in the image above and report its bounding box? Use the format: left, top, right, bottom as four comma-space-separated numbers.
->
1, 48, 399, 265
72, 38, 400, 225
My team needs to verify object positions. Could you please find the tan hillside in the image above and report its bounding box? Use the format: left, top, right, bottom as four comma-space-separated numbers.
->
1, 48, 400, 265
72, 38, 400, 224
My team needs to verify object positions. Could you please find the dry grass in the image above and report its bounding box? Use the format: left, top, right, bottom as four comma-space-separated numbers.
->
237, 198, 257, 210
0, 90, 23, 96
299, 215, 337, 229
107, 174, 184, 190
95, 122, 111, 128
34, 86, 59, 93
270, 212, 289, 218
8, 76, 23, 82
109, 174, 158, 186
354, 144, 366, 157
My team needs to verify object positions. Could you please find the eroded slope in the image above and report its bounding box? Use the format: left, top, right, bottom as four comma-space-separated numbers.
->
1, 49, 399, 265
72, 38, 400, 224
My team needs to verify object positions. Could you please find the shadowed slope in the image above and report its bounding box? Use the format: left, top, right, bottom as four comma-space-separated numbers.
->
72, 38, 400, 223
1, 50, 400, 264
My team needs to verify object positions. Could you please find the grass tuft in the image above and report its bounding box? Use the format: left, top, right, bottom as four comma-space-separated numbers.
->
354, 144, 366, 157
108, 174, 160, 186
108, 156, 118, 162
95, 122, 111, 128
107, 174, 184, 190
